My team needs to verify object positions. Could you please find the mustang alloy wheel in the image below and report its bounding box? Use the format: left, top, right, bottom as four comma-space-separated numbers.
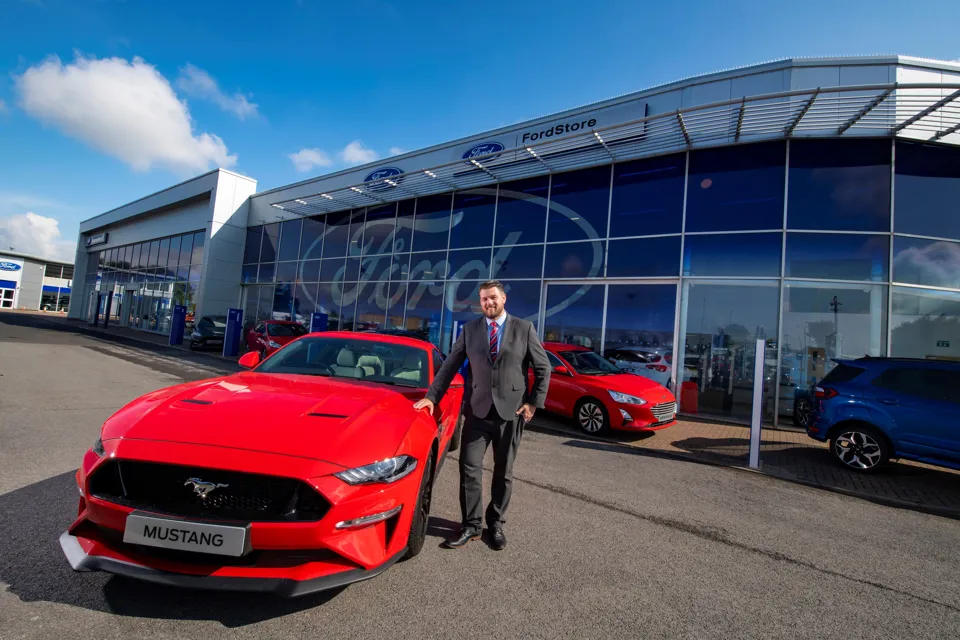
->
576, 399, 608, 435
831, 427, 889, 472
403, 451, 434, 560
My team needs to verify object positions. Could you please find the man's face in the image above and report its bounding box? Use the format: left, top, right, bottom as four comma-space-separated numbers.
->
479, 286, 506, 319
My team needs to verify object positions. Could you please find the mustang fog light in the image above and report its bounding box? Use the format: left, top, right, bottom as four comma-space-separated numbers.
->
335, 505, 402, 530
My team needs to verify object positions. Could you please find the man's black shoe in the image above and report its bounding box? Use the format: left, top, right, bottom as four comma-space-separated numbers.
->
443, 529, 480, 549
489, 526, 506, 551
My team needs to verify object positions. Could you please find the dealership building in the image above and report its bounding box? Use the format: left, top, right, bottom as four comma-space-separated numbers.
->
69, 55, 960, 426
0, 249, 74, 312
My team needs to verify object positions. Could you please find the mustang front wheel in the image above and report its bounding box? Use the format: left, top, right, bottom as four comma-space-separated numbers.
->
403, 451, 434, 560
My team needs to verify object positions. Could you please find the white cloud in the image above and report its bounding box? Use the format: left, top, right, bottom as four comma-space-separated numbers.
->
15, 53, 236, 175
0, 212, 76, 261
288, 148, 333, 173
176, 63, 259, 120
388, 146, 407, 156
339, 140, 379, 166
0, 99, 7, 114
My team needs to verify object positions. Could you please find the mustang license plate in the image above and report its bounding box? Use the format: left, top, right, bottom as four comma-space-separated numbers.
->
123, 512, 250, 557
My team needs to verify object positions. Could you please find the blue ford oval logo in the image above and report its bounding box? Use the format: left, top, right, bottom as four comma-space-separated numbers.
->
462, 142, 504, 161
364, 167, 403, 183
0, 261, 21, 271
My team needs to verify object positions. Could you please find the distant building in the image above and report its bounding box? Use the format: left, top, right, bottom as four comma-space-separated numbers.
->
0, 249, 74, 312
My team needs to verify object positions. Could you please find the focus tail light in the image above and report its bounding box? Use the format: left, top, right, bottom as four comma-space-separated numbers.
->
647, 364, 669, 373
815, 386, 838, 399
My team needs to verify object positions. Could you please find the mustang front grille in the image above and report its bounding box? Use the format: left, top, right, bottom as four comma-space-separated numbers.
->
89, 460, 329, 522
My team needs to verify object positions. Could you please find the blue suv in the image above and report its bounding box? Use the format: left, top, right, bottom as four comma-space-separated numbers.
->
806, 357, 960, 473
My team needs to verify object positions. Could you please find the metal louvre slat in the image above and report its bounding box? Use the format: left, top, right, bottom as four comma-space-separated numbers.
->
270, 84, 960, 215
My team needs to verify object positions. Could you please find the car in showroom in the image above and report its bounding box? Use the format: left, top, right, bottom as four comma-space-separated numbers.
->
188, 315, 227, 351
59, 332, 464, 596
604, 347, 673, 388
534, 343, 677, 435
243, 320, 308, 357
806, 357, 960, 473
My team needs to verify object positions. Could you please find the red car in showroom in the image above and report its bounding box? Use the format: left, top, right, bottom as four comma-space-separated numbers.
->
534, 342, 677, 435
59, 332, 464, 596
243, 320, 308, 357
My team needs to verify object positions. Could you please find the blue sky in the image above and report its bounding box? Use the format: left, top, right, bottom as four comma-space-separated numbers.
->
1, 0, 959, 260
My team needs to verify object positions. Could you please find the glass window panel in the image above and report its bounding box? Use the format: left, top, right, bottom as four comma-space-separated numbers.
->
683, 233, 781, 277
241, 286, 262, 332
543, 284, 604, 352
447, 248, 491, 280
394, 199, 415, 253
686, 141, 785, 232
544, 241, 605, 279
891, 286, 960, 359
178, 234, 194, 266
299, 216, 325, 261
409, 251, 449, 281
191, 231, 205, 265
315, 284, 346, 331
603, 285, 677, 388
344, 257, 362, 282
495, 176, 549, 246
157, 238, 170, 267
130, 244, 142, 270
276, 261, 299, 283
360, 254, 392, 283
784, 233, 888, 281
547, 165, 611, 243
781, 282, 886, 399
188, 264, 202, 282
241, 264, 258, 284
353, 279, 386, 330
260, 223, 279, 263
501, 280, 542, 330
166, 236, 180, 267
411, 194, 452, 253
492, 244, 543, 280
391, 253, 411, 281
347, 209, 366, 257
679, 281, 780, 422
385, 281, 407, 330
610, 153, 685, 237
787, 139, 891, 232
277, 219, 302, 262
244, 226, 263, 263
361, 203, 397, 256
441, 280, 483, 351
893, 236, 960, 289
272, 283, 294, 320
300, 259, 321, 282
450, 189, 496, 249
256, 261, 275, 284
148, 240, 160, 268
607, 236, 681, 278
321, 211, 351, 258
404, 281, 445, 347
320, 257, 345, 282
175, 264, 189, 281
895, 140, 960, 240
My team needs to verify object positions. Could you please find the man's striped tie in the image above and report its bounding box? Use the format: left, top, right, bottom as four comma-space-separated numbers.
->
489, 320, 499, 362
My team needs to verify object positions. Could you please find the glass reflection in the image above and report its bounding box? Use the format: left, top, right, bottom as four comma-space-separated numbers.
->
277, 219, 302, 262
785, 233, 888, 281
543, 284, 604, 352
893, 236, 960, 289
544, 241, 605, 279
894, 141, 960, 240
501, 281, 542, 329
603, 284, 677, 388
361, 204, 397, 256
260, 224, 279, 263
411, 194, 452, 252
607, 236, 680, 278
492, 243, 543, 280
890, 286, 960, 360
610, 153, 685, 237
495, 176, 549, 246
683, 233, 781, 277
299, 217, 325, 261
450, 189, 496, 249
547, 166, 611, 243
405, 281, 444, 347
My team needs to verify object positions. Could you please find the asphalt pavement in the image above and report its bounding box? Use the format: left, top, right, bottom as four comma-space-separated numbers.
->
1, 311, 959, 639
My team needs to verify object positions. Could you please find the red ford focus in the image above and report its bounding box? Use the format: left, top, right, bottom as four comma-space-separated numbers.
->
533, 343, 677, 435
59, 332, 464, 596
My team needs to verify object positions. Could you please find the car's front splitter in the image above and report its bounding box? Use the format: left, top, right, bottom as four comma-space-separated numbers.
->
59, 531, 407, 598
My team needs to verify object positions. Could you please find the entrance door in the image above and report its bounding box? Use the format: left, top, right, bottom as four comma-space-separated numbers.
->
541, 281, 679, 388
120, 287, 138, 327
0, 288, 14, 309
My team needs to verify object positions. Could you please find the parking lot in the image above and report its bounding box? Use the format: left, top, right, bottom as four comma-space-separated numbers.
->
2, 311, 960, 639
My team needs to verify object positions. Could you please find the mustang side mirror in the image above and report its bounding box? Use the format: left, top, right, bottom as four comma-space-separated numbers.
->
238, 351, 261, 369
553, 365, 571, 376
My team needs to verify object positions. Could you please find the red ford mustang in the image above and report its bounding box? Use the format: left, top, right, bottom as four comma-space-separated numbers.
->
59, 332, 464, 596
534, 343, 677, 435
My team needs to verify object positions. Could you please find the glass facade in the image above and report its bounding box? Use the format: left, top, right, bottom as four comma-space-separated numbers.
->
240, 138, 960, 426
81, 230, 205, 334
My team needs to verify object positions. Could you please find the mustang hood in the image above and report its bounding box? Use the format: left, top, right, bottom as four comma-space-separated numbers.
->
101, 373, 427, 470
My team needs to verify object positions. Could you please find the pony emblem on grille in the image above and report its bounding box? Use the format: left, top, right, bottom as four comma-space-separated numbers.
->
184, 478, 229, 499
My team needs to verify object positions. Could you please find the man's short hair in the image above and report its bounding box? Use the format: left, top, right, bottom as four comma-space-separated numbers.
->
479, 280, 506, 295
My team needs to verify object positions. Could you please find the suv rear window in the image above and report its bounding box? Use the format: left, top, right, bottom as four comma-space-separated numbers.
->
820, 363, 865, 385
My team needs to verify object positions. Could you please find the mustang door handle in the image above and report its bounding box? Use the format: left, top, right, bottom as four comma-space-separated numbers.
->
878, 398, 899, 405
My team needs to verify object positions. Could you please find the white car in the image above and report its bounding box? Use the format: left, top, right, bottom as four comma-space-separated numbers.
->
605, 347, 673, 388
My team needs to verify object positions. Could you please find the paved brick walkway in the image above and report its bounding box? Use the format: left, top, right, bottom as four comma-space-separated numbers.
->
531, 412, 960, 518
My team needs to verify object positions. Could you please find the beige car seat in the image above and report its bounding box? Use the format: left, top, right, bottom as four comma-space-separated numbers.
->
390, 352, 423, 384
357, 354, 384, 377
330, 348, 364, 378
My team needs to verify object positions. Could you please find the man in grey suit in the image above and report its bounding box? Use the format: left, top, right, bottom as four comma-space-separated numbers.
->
414, 280, 551, 551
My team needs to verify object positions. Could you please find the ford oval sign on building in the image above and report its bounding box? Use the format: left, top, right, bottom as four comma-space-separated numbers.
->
364, 167, 404, 192
0, 261, 22, 271
462, 141, 504, 162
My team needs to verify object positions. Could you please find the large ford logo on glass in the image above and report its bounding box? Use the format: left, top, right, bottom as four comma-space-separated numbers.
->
462, 141, 504, 162
0, 261, 22, 271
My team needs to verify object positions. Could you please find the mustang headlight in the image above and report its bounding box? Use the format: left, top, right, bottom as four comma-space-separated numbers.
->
93, 437, 105, 457
334, 455, 418, 485
608, 390, 646, 405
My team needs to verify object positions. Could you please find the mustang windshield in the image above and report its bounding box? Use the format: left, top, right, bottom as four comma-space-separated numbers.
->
559, 350, 623, 376
256, 337, 430, 388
